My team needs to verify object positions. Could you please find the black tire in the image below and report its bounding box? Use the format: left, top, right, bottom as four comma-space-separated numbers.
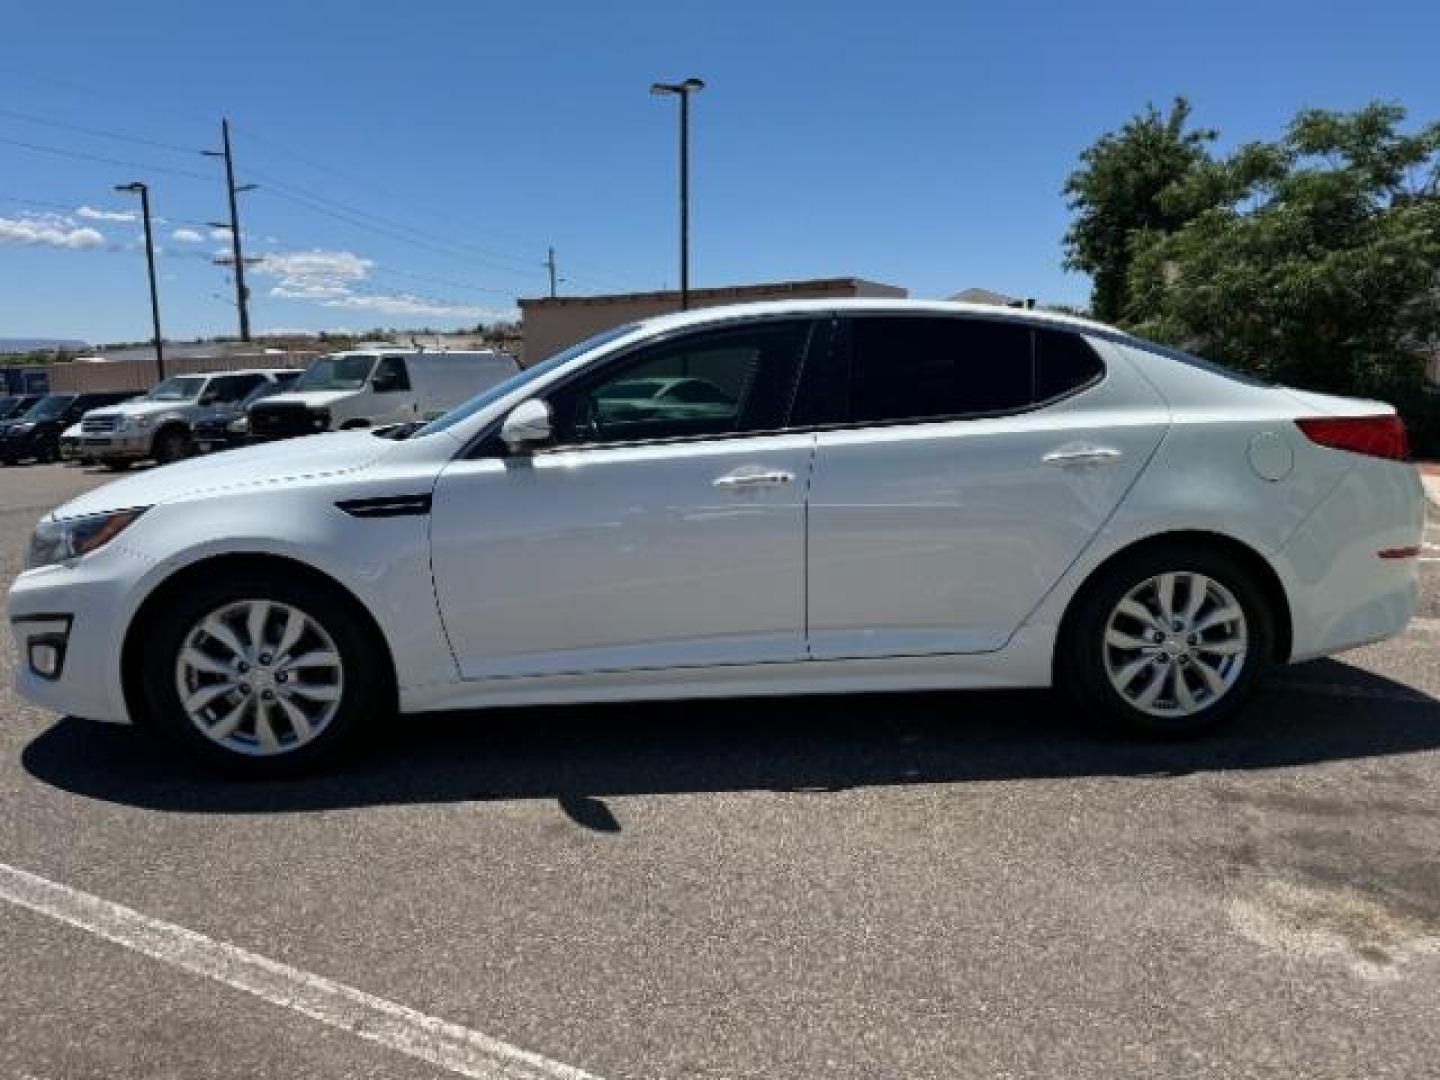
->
136, 571, 390, 776
104, 460, 132, 472
153, 426, 193, 465
1057, 544, 1274, 739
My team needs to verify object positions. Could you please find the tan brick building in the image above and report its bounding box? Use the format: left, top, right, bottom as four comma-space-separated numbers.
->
518, 277, 906, 366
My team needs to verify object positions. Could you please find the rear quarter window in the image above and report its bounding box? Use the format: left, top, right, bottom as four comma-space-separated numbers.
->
1035, 329, 1105, 403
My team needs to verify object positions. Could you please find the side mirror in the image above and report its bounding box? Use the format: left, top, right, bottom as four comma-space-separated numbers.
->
199, 392, 219, 406
372, 374, 401, 393
499, 399, 552, 452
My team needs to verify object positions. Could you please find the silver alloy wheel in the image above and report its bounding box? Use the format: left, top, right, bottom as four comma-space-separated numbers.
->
1102, 572, 1249, 719
174, 599, 344, 756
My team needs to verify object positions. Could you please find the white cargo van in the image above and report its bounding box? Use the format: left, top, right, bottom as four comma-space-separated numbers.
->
244, 348, 519, 441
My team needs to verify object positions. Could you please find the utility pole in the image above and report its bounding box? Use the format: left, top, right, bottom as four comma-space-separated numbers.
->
203, 119, 257, 341
650, 77, 704, 310
545, 246, 558, 298
114, 182, 164, 381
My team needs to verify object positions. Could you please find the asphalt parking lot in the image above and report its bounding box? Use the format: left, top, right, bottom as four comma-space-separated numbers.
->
2, 461, 1439, 1080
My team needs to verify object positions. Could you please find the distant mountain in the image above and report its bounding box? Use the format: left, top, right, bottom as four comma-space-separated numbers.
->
0, 338, 90, 355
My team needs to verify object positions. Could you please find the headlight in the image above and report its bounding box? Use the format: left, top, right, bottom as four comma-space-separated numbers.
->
10, 423, 35, 433
227, 416, 250, 434
27, 508, 147, 570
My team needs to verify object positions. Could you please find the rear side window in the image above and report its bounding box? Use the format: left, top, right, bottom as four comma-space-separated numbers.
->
374, 356, 411, 392
1035, 328, 1104, 402
849, 316, 1033, 424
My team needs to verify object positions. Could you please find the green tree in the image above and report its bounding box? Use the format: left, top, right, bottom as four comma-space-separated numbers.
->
1124, 103, 1440, 441
1063, 97, 1218, 322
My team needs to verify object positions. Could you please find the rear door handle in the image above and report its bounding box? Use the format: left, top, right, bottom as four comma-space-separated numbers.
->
713, 468, 795, 490
1042, 445, 1123, 468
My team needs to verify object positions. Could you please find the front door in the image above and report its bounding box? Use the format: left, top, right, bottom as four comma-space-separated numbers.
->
430, 318, 821, 680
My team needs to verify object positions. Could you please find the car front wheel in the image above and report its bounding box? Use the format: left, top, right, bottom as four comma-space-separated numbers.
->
138, 573, 387, 774
1058, 546, 1274, 738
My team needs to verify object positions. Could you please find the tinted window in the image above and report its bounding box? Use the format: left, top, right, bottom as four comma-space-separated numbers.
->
1035, 329, 1104, 402
374, 356, 411, 392
848, 317, 1033, 425
26, 395, 77, 421
207, 375, 264, 403
548, 320, 812, 447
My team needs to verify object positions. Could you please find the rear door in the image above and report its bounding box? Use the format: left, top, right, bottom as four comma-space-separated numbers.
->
805, 314, 1168, 659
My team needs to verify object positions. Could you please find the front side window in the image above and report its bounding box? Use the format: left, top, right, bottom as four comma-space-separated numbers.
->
848, 316, 1034, 425
546, 320, 813, 447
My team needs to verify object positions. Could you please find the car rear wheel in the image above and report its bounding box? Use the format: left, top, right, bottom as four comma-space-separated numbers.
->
1058, 546, 1274, 738
138, 573, 387, 775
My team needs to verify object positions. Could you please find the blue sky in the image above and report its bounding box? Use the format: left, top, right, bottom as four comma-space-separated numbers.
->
3, 0, 1438, 344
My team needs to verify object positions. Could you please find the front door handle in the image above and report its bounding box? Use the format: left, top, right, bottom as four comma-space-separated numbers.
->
1042, 445, 1123, 468
713, 468, 795, 490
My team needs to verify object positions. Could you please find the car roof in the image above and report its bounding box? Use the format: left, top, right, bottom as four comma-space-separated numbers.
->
635, 297, 1124, 340
170, 367, 302, 379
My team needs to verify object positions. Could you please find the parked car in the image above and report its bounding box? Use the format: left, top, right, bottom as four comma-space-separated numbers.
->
0, 392, 138, 465
78, 369, 298, 468
245, 349, 518, 442
9, 300, 1424, 775
192, 370, 302, 453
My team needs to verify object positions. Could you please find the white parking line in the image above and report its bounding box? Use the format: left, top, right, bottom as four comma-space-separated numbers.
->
0, 861, 600, 1080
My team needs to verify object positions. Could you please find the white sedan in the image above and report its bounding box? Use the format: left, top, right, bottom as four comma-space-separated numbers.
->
8, 300, 1424, 774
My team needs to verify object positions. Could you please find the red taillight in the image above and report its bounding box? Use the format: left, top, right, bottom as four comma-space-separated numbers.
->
1294, 415, 1409, 461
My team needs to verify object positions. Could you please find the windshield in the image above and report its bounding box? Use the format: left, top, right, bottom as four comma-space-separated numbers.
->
0, 397, 39, 419
24, 396, 76, 421
295, 354, 376, 391
415, 323, 641, 437
146, 376, 207, 402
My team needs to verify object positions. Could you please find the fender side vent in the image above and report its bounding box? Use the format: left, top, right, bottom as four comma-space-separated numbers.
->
336, 494, 433, 518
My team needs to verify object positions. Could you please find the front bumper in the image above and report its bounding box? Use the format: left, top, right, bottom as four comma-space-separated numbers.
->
9, 549, 150, 724
81, 432, 154, 460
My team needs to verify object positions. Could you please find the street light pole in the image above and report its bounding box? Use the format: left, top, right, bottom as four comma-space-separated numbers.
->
650, 77, 705, 310
115, 182, 164, 381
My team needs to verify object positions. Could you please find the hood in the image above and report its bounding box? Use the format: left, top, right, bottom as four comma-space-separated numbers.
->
96, 399, 193, 420
52, 430, 392, 520
254, 390, 360, 410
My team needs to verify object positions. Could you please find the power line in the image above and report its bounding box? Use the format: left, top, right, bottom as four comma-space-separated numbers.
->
240, 165, 541, 277
366, 265, 513, 297
230, 122, 642, 292
0, 135, 213, 181
0, 111, 641, 294
0, 107, 199, 155
253, 181, 543, 279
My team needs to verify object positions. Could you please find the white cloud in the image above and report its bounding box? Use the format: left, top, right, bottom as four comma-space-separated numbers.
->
171, 228, 204, 243
290, 291, 500, 319
255, 247, 504, 321
76, 205, 137, 223
0, 214, 105, 250
210, 226, 233, 241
